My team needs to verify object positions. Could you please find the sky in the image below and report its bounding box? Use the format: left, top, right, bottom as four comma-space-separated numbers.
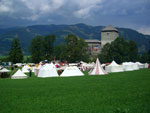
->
0, 0, 150, 35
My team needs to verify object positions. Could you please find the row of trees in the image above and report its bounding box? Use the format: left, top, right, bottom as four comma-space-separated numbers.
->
5, 34, 150, 64
29, 34, 89, 63
98, 37, 150, 64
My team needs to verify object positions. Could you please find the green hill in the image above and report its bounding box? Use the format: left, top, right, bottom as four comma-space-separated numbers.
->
0, 23, 150, 55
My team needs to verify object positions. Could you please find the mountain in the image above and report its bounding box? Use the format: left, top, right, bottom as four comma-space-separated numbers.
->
0, 23, 150, 55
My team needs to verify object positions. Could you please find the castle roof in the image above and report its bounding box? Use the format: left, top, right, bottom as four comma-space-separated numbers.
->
85, 39, 101, 43
101, 25, 118, 32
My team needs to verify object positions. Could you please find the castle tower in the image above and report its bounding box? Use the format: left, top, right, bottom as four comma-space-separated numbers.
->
101, 25, 119, 47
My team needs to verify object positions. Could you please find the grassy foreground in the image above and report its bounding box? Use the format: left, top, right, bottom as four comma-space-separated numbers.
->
0, 69, 150, 113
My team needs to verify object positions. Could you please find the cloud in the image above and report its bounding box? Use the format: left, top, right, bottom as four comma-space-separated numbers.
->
21, 0, 65, 13
138, 27, 150, 35
0, 0, 150, 34
0, 0, 13, 13
73, 0, 103, 18
74, 6, 93, 18
20, 0, 66, 20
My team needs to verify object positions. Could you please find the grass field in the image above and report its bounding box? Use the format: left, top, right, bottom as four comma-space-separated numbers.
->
0, 69, 150, 113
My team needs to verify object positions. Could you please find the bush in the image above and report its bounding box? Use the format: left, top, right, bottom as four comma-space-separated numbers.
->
0, 72, 10, 78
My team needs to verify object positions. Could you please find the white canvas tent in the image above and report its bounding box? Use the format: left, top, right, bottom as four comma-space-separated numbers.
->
14, 63, 22, 67
129, 62, 139, 70
38, 63, 59, 78
31, 66, 36, 73
145, 63, 149, 68
81, 62, 95, 71
11, 69, 28, 79
60, 66, 84, 77
89, 58, 107, 75
22, 65, 30, 73
105, 61, 124, 73
0, 68, 10, 73
34, 64, 43, 76
123, 62, 134, 71
136, 62, 145, 69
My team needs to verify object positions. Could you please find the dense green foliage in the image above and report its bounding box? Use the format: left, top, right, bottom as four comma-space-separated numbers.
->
8, 38, 23, 63
43, 35, 56, 59
29, 34, 89, 63
128, 40, 139, 62
29, 35, 56, 63
29, 36, 45, 63
139, 51, 150, 63
0, 56, 9, 63
98, 38, 139, 63
53, 43, 67, 61
0, 24, 150, 55
64, 34, 89, 62
0, 69, 150, 113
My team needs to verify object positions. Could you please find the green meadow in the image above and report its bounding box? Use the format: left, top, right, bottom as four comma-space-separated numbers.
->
0, 69, 150, 113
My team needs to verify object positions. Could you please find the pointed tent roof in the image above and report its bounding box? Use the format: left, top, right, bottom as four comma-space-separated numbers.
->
89, 58, 107, 75
101, 25, 118, 32
38, 63, 59, 77
136, 62, 144, 65
0, 68, 10, 73
105, 60, 124, 72
60, 66, 84, 77
11, 69, 28, 79
108, 60, 119, 66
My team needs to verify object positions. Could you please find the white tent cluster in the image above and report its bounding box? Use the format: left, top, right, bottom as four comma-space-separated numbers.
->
105, 60, 148, 73
80, 62, 95, 71
0, 58, 149, 79
122, 62, 138, 71
105, 61, 124, 73
34, 63, 84, 77
22, 65, 36, 73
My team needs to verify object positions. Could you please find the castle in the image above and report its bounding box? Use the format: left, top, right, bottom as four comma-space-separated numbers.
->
85, 25, 119, 57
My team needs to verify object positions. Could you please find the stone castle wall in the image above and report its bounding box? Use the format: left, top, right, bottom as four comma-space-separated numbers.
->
101, 31, 119, 47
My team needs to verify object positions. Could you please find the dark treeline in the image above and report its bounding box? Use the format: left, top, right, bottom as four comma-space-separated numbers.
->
98, 37, 150, 64
1, 35, 150, 64
29, 34, 89, 63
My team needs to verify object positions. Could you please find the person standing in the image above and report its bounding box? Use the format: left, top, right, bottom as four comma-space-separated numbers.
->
29, 68, 32, 77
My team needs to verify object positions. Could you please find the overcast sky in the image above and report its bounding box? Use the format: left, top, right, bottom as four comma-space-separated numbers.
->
0, 0, 150, 35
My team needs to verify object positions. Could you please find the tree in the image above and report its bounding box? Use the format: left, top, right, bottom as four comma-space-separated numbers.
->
98, 37, 139, 64
43, 35, 56, 60
53, 43, 67, 61
65, 34, 89, 62
9, 38, 23, 63
110, 38, 130, 63
148, 41, 150, 63
140, 52, 148, 63
29, 36, 44, 63
29, 35, 56, 63
128, 40, 138, 62
98, 43, 111, 63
